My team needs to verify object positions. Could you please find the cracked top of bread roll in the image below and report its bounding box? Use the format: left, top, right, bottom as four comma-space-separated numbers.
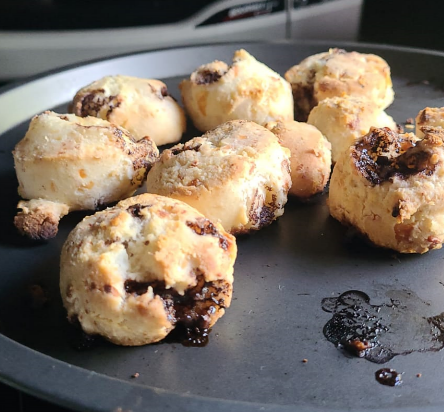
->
60, 193, 237, 346
329, 126, 444, 253
180, 49, 294, 132
71, 75, 186, 146
146, 120, 291, 234
307, 96, 397, 163
285, 48, 394, 121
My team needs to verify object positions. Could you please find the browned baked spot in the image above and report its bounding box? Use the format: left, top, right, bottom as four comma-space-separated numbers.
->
14, 210, 59, 240
186, 217, 229, 250
352, 127, 442, 185
171, 142, 202, 156
249, 192, 280, 229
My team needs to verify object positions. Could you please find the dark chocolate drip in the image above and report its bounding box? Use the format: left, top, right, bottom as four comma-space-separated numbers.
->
322, 289, 444, 364
375, 368, 403, 386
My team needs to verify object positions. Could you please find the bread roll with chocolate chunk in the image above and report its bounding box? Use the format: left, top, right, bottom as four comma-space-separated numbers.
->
416, 107, 444, 138
266, 121, 331, 199
285, 48, 394, 121
13, 111, 158, 240
180, 49, 293, 132
71, 75, 186, 146
329, 126, 444, 254
146, 120, 292, 234
60, 193, 237, 346
308, 96, 397, 163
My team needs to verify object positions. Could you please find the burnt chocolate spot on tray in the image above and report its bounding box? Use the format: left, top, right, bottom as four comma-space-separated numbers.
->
186, 217, 229, 250
124, 275, 229, 347
375, 368, 403, 387
322, 289, 444, 364
352, 127, 439, 185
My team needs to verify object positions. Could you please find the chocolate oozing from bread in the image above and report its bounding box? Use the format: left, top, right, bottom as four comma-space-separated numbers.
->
352, 127, 442, 185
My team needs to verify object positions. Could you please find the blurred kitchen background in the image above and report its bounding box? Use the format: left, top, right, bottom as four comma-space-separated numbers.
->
1, 0, 441, 85
0, 0, 440, 410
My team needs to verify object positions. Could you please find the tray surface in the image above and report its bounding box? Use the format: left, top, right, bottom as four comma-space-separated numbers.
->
1, 41, 444, 412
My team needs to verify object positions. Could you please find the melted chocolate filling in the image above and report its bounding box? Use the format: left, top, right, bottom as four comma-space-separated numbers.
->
195, 69, 224, 85
352, 127, 438, 185
124, 274, 229, 347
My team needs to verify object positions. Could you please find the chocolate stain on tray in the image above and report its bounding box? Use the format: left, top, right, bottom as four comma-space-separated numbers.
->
322, 289, 444, 364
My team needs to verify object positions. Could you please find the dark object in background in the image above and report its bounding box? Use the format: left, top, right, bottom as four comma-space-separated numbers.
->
359, 0, 444, 51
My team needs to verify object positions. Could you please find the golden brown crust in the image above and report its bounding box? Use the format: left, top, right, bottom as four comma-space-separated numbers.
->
266, 121, 331, 199
415, 107, 444, 138
14, 199, 69, 240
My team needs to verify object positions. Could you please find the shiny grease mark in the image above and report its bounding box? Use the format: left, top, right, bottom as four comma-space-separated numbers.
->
322, 290, 444, 364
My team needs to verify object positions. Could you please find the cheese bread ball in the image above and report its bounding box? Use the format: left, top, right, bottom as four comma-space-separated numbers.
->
13, 111, 158, 240
180, 49, 294, 132
285, 48, 394, 121
308, 96, 397, 163
329, 126, 444, 254
146, 120, 292, 234
266, 121, 331, 199
71, 75, 186, 146
416, 107, 444, 138
60, 193, 236, 346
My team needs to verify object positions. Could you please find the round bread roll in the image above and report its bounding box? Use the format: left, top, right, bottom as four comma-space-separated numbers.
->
266, 121, 331, 199
13, 111, 158, 240
60, 193, 236, 346
180, 49, 294, 132
329, 126, 444, 254
285, 48, 394, 121
71, 75, 186, 146
307, 96, 397, 163
146, 120, 292, 234
416, 107, 444, 138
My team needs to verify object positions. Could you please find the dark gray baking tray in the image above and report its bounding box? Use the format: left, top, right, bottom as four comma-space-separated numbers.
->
1, 41, 444, 412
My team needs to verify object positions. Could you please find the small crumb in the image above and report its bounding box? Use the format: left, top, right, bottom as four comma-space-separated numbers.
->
131, 372, 140, 379
406, 118, 414, 125
302, 359, 308, 363
416, 373, 422, 378
422, 80, 430, 85
405, 124, 415, 129
28, 284, 49, 309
